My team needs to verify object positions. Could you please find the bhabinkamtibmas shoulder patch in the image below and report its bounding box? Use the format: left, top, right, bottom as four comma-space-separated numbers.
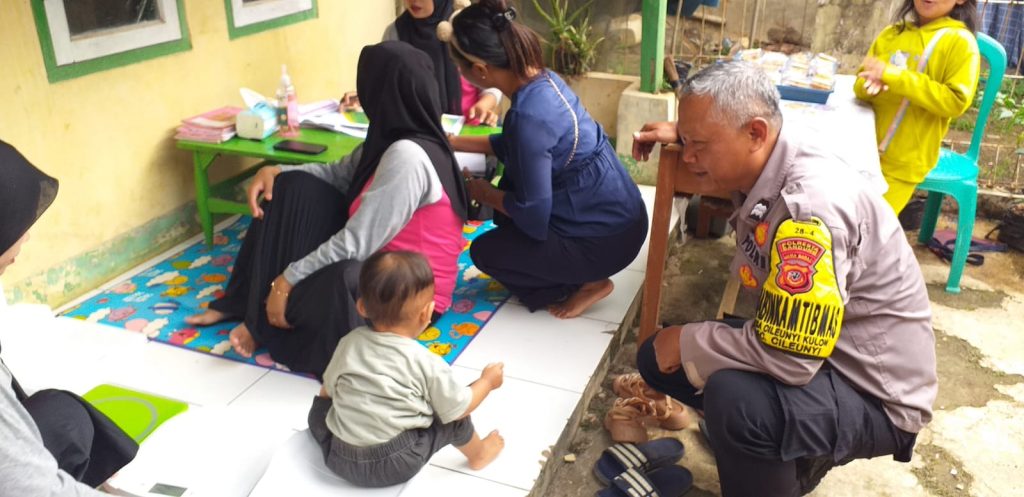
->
754, 217, 844, 359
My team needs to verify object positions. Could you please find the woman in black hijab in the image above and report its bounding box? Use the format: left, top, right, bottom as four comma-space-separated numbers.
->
186, 42, 468, 378
395, 0, 462, 115
359, 0, 502, 126
0, 140, 137, 494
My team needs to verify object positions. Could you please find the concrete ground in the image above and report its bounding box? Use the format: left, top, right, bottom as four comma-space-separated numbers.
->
542, 214, 1024, 497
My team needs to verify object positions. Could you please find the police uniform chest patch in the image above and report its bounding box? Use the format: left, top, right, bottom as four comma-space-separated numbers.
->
749, 199, 770, 222
754, 217, 844, 359
739, 264, 759, 288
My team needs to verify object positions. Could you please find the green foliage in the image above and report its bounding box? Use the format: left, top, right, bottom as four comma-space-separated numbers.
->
951, 77, 1024, 146
531, 0, 604, 76
992, 86, 1024, 146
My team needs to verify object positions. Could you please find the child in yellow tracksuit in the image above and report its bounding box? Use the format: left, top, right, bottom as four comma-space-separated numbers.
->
855, 0, 981, 214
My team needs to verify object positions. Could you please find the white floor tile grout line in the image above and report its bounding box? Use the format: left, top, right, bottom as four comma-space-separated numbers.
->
450, 364, 597, 396
225, 368, 274, 406
54, 215, 242, 315
127, 339, 274, 408
423, 463, 534, 493
499, 299, 634, 327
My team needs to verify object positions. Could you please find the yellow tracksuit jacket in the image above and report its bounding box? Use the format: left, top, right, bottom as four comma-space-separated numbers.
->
855, 17, 980, 187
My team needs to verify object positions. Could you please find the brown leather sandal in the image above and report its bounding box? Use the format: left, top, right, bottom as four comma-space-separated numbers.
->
604, 397, 654, 443
647, 397, 690, 430
611, 374, 689, 431
612, 373, 665, 400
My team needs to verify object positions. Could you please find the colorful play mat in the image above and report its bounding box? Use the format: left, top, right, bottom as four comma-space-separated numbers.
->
62, 218, 508, 368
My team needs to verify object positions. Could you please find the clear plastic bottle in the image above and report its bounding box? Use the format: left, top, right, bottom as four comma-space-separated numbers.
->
276, 64, 299, 137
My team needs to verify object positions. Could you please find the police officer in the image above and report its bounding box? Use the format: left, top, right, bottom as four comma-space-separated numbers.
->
631, 61, 935, 496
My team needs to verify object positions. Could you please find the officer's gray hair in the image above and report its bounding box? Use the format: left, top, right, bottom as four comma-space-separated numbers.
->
680, 61, 783, 129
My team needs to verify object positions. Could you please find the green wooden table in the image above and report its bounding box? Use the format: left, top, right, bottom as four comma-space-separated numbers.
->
177, 125, 500, 245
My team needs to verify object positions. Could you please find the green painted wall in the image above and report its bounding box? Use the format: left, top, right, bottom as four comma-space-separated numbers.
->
5, 186, 245, 308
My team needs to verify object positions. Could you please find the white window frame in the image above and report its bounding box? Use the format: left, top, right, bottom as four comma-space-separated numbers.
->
229, 0, 313, 28
43, 0, 184, 66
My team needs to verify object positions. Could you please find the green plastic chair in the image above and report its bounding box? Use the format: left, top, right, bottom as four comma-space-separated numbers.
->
917, 32, 1006, 293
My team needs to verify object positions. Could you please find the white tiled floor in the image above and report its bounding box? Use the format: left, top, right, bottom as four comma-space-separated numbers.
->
427, 365, 582, 491
400, 465, 526, 497
96, 340, 269, 408
228, 370, 323, 431
577, 268, 646, 325
0, 309, 149, 395
5, 185, 675, 496
452, 303, 617, 394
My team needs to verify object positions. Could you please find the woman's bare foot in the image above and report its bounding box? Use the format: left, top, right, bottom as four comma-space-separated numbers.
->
185, 308, 230, 326
229, 323, 257, 358
457, 430, 505, 470
548, 279, 614, 319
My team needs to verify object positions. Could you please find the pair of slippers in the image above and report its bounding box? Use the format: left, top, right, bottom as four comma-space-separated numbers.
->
593, 438, 693, 497
926, 233, 1008, 267
927, 238, 986, 266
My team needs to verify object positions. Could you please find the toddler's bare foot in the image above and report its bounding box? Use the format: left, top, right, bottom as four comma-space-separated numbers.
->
548, 279, 614, 319
229, 323, 257, 358
458, 430, 505, 470
185, 308, 230, 326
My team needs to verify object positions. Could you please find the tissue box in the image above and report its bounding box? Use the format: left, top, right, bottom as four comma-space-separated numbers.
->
236, 103, 278, 140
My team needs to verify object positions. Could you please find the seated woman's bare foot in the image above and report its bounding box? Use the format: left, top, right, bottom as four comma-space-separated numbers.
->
229, 323, 257, 358
185, 308, 230, 326
548, 279, 614, 319
457, 430, 505, 470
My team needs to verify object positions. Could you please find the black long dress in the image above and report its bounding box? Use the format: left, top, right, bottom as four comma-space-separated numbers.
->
207, 41, 468, 378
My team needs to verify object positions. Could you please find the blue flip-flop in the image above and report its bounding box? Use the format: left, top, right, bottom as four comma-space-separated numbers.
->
596, 466, 694, 497
594, 438, 685, 485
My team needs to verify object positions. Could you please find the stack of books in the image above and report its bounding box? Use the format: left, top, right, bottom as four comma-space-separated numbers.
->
175, 106, 243, 143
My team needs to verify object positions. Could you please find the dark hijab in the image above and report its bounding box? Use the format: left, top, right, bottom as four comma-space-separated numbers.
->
0, 140, 58, 257
346, 41, 468, 221
394, 0, 462, 115
1, 140, 57, 362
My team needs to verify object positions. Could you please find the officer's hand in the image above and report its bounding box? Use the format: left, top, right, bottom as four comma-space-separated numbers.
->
632, 122, 679, 161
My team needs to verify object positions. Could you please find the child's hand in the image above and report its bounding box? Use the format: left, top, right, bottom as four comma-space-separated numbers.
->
859, 56, 886, 81
468, 94, 500, 127
861, 79, 889, 96
339, 91, 361, 112
468, 101, 499, 127
481, 362, 504, 390
858, 57, 889, 96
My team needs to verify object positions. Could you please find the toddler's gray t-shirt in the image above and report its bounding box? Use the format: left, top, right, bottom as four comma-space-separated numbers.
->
322, 326, 472, 447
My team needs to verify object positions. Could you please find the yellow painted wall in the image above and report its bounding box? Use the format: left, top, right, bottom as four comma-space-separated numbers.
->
0, 1, 393, 301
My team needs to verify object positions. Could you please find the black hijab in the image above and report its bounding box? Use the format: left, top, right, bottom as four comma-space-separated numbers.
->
346, 41, 468, 221
0, 140, 58, 258
1, 140, 57, 363
394, 0, 462, 115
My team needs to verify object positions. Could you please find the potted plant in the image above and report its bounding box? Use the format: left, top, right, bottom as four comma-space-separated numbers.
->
532, 0, 604, 77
